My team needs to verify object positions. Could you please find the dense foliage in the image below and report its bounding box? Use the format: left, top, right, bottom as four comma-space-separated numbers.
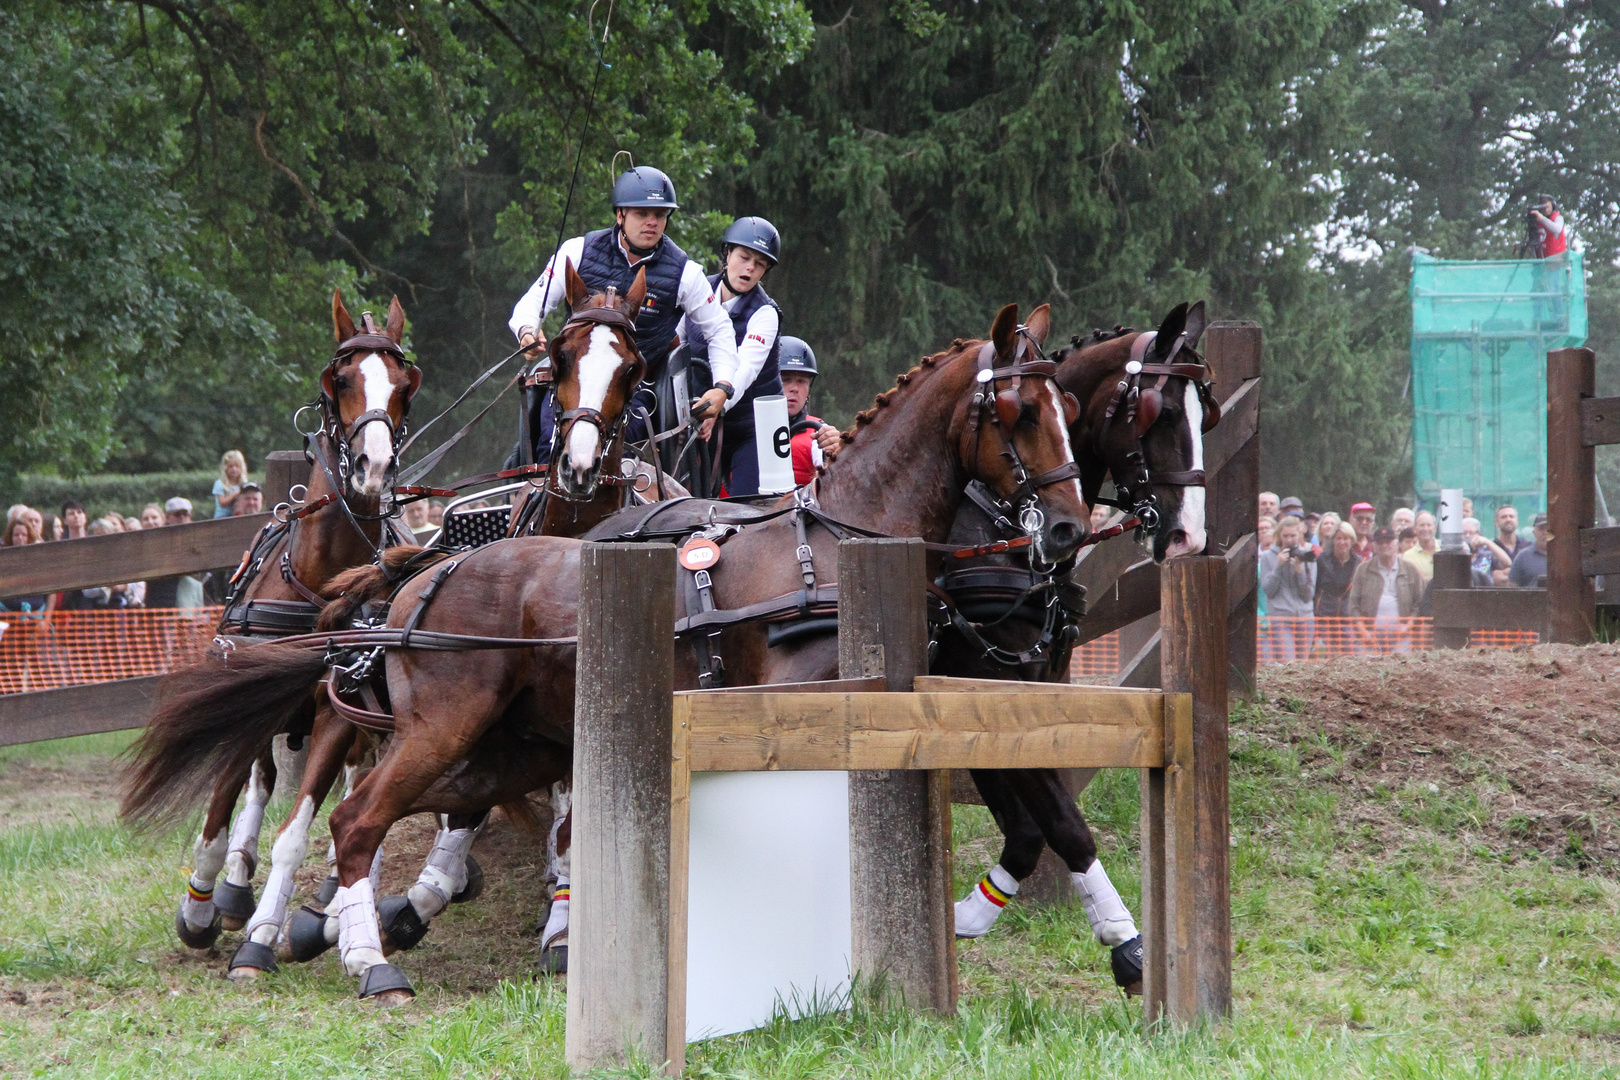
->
2, 0, 1618, 512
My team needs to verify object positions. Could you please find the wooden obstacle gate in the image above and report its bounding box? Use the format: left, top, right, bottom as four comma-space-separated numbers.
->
568, 539, 1231, 1075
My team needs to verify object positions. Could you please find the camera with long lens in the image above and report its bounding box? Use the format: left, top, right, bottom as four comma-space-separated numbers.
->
1288, 544, 1317, 563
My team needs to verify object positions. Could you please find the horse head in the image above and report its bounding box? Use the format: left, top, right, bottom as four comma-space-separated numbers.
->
957, 302, 1089, 566
1059, 300, 1216, 562
548, 259, 648, 498
327, 291, 421, 499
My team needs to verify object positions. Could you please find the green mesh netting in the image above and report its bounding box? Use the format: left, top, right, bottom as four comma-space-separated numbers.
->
1409, 252, 1586, 518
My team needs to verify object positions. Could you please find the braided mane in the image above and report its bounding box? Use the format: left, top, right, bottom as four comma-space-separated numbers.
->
1071, 325, 1136, 350
837, 340, 969, 446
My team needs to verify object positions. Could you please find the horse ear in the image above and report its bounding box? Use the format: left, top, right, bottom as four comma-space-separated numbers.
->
332, 289, 357, 344
1024, 304, 1051, 347
564, 258, 590, 309
990, 303, 1019, 358
384, 296, 406, 344
1184, 300, 1207, 350
625, 266, 648, 317
1154, 303, 1189, 359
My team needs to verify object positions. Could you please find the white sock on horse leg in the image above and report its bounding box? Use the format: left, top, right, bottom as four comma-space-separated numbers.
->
955, 864, 1018, 938
406, 827, 476, 921
1072, 860, 1138, 946
539, 879, 569, 950
245, 797, 315, 946
546, 781, 571, 884
325, 840, 337, 868
335, 879, 386, 976
225, 763, 271, 886
368, 843, 384, 895
181, 829, 229, 930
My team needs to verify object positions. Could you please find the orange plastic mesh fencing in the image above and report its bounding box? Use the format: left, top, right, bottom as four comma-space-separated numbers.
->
1259, 616, 1537, 662
0, 608, 223, 695
1069, 632, 1122, 678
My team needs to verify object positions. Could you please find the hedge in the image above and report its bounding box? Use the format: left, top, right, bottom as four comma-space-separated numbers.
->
2, 470, 222, 520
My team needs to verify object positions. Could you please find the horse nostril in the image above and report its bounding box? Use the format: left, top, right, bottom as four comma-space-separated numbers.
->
1049, 520, 1081, 550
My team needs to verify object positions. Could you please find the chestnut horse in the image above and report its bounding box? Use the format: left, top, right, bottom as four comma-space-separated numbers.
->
938, 302, 1220, 990
122, 301, 1089, 1001
148, 291, 420, 951
187, 263, 656, 979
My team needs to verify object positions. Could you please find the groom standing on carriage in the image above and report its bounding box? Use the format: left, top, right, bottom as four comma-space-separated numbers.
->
510, 166, 778, 489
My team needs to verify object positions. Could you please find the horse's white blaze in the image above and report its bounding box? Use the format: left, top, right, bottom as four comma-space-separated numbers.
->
244, 796, 316, 947
354, 353, 396, 495
1043, 382, 1085, 512
1165, 380, 1207, 558
565, 325, 621, 482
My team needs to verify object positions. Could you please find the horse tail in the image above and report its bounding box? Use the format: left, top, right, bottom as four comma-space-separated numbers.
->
120, 643, 329, 829
317, 545, 448, 629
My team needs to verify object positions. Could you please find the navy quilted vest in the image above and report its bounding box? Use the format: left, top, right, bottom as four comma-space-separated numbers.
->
576, 228, 688, 377
684, 274, 783, 431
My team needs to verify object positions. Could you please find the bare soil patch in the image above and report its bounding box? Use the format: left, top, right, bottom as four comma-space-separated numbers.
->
1258, 643, 1620, 865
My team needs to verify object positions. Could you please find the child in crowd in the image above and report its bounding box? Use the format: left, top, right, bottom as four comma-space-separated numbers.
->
214, 450, 249, 518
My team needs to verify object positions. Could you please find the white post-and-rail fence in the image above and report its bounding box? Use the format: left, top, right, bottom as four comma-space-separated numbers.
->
570, 539, 1231, 1075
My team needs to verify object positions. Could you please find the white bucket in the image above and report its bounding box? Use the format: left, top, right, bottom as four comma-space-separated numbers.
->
753, 394, 796, 494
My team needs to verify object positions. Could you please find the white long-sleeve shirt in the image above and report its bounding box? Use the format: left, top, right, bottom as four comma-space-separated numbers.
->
508, 234, 741, 393
676, 293, 779, 414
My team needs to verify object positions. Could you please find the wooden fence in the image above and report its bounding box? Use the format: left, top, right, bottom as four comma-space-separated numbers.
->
566, 540, 1232, 1074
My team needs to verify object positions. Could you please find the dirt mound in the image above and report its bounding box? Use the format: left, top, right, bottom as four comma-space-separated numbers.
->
1256, 643, 1620, 866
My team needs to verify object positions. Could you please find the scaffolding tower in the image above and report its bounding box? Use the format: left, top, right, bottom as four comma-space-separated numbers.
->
1409, 251, 1587, 518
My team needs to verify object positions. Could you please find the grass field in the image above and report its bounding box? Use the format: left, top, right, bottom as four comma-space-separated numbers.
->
0, 673, 1616, 1078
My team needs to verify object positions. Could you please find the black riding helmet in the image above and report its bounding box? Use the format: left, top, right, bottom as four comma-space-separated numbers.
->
777, 336, 817, 378
722, 216, 781, 265
613, 166, 679, 210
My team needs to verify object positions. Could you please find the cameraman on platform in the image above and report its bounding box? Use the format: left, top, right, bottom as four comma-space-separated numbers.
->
1525, 195, 1569, 329
1261, 514, 1317, 662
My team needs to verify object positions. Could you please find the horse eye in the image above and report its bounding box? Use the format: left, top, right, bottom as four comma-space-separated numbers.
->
1019, 403, 1037, 426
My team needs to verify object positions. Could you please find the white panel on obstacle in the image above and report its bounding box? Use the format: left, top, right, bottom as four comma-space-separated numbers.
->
684, 770, 852, 1041
752, 394, 797, 495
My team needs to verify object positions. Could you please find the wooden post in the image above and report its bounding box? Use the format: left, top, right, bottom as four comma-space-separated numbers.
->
1158, 556, 1229, 1021
1140, 691, 1195, 1028
1432, 551, 1472, 649
567, 543, 678, 1073
261, 450, 306, 510
1547, 348, 1596, 644
838, 538, 955, 1014
1202, 322, 1262, 701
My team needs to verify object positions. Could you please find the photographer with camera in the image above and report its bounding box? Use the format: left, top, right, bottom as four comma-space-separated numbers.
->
1523, 196, 1569, 329
1260, 514, 1317, 662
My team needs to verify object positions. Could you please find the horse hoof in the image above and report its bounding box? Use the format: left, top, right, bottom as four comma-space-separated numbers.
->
358, 962, 415, 1002
536, 945, 568, 976
175, 908, 223, 951
451, 854, 484, 904
314, 874, 339, 906
228, 940, 279, 979
378, 895, 429, 952
1111, 935, 1144, 996
214, 880, 256, 926
286, 906, 336, 963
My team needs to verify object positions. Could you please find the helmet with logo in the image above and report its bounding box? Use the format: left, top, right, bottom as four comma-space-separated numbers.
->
777, 336, 817, 378
612, 166, 679, 210
721, 216, 781, 265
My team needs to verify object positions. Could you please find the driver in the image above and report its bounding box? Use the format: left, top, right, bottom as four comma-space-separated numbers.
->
508, 166, 740, 459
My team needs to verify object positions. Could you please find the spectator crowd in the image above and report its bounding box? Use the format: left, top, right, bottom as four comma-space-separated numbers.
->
1, 451, 268, 615
1256, 490, 1550, 661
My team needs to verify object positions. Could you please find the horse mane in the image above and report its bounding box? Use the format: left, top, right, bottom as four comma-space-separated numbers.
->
1071, 325, 1135, 350
837, 339, 974, 448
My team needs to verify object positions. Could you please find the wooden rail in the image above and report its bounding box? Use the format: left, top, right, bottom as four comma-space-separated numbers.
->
0, 513, 270, 596
0, 676, 161, 747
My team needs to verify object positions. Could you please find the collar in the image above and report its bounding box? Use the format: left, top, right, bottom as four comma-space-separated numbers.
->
617, 230, 661, 267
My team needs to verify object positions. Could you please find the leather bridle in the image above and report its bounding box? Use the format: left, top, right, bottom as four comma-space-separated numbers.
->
541, 293, 647, 503
966, 326, 1084, 568
1093, 329, 1221, 531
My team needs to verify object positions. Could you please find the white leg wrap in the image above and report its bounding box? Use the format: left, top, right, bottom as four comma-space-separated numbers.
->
325, 840, 337, 868
246, 798, 315, 945
539, 879, 569, 950
368, 843, 384, 895
182, 830, 229, 930
406, 827, 475, 921
546, 781, 572, 884
225, 763, 271, 886
955, 864, 1018, 938
1072, 860, 1138, 946
336, 879, 386, 976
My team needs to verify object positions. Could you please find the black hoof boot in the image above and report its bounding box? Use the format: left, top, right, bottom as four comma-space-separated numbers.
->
314, 874, 339, 906
214, 880, 257, 926
358, 962, 415, 1001
378, 895, 429, 952
228, 939, 279, 976
1111, 935, 1145, 996
286, 906, 337, 963
536, 944, 568, 976
451, 854, 484, 904
175, 907, 223, 951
